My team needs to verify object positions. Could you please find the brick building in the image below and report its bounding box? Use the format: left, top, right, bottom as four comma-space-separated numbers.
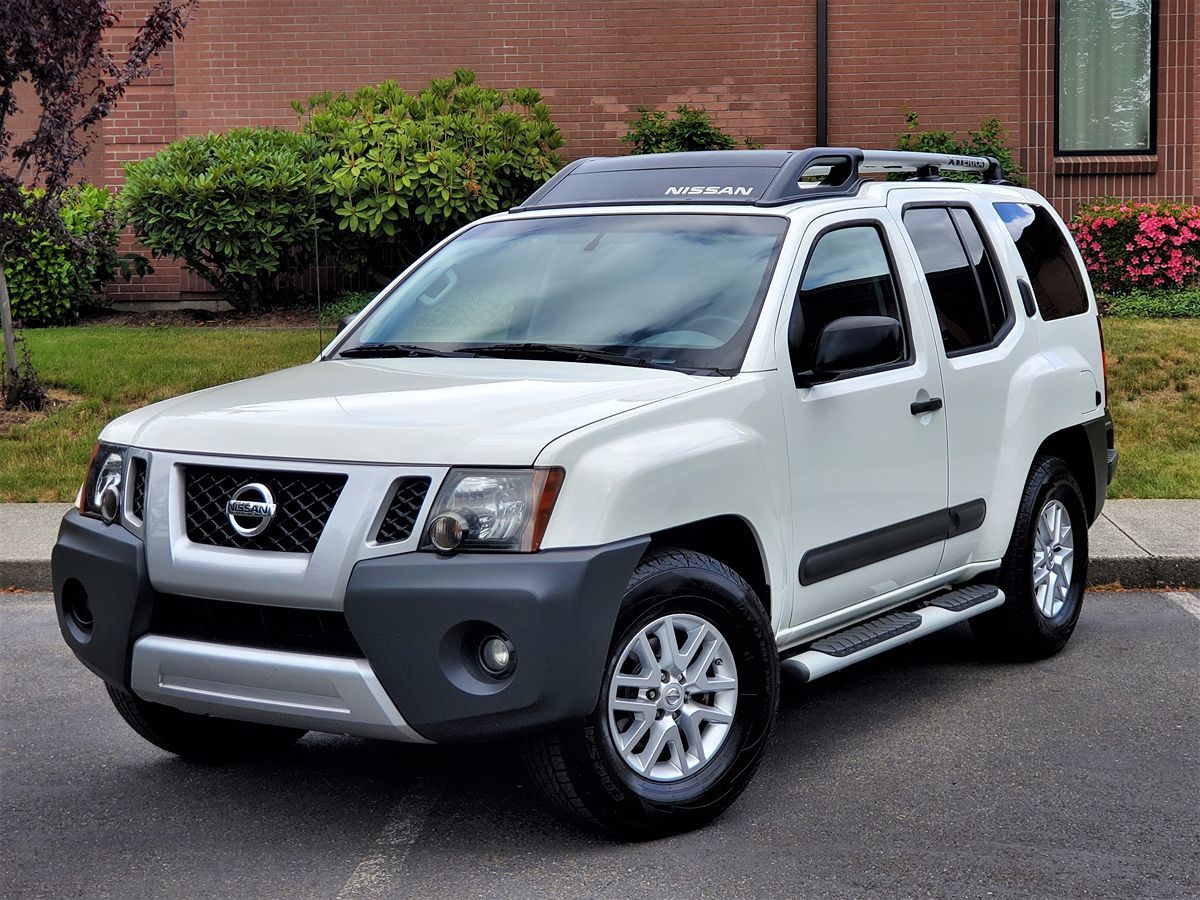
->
19, 0, 1199, 304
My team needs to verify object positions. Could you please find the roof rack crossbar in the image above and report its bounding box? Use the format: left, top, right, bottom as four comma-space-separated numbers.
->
513, 147, 1008, 211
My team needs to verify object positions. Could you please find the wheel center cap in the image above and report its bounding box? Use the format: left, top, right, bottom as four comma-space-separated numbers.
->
662, 684, 684, 711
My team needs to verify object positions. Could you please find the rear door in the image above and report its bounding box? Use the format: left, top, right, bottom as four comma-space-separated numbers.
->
778, 209, 949, 629
890, 193, 1036, 572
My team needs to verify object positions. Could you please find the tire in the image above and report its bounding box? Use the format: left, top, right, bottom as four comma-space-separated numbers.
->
522, 547, 779, 839
106, 684, 306, 762
970, 455, 1089, 659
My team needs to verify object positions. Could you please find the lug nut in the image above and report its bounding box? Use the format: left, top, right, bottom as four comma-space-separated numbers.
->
646, 689, 658, 701
660, 672, 670, 683
655, 709, 664, 720
672, 710, 680, 720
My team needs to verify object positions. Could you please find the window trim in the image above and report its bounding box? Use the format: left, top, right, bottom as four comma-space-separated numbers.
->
900, 201, 1016, 359
788, 217, 916, 388
1054, 0, 1158, 157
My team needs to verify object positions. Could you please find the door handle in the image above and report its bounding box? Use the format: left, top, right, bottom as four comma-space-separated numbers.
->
910, 397, 943, 415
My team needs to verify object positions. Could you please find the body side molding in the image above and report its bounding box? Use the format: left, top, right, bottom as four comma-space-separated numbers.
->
799, 499, 987, 585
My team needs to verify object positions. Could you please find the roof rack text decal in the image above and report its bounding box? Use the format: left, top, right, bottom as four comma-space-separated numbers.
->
663, 186, 756, 196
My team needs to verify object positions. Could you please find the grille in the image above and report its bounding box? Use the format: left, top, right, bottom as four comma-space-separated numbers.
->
183, 466, 347, 553
151, 594, 363, 658
375, 477, 431, 544
130, 458, 147, 521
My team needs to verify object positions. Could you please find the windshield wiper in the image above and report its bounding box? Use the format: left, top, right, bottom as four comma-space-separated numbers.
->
336, 343, 463, 359
466, 342, 650, 368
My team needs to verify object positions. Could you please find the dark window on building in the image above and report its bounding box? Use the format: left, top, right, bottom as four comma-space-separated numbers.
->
903, 207, 1009, 354
994, 202, 1090, 320
1057, 0, 1154, 153
789, 224, 907, 374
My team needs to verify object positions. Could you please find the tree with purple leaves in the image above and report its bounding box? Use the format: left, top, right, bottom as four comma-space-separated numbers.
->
0, 0, 196, 409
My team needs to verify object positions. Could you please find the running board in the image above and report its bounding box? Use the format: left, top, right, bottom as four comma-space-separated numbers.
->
782, 585, 1004, 684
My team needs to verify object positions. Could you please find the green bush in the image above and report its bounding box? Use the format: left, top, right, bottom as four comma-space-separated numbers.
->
318, 289, 375, 325
1100, 287, 1200, 319
121, 127, 322, 311
5, 184, 120, 325
296, 69, 564, 273
622, 105, 758, 154
894, 112, 1025, 185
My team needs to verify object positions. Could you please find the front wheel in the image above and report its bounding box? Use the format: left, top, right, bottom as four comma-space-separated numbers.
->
522, 548, 779, 838
971, 456, 1089, 659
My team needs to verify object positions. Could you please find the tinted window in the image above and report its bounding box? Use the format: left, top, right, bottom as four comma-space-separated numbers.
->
951, 207, 1009, 337
903, 207, 995, 353
994, 202, 1090, 320
789, 224, 906, 373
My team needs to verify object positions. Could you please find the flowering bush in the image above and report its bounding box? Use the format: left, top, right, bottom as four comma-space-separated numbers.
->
1070, 199, 1200, 294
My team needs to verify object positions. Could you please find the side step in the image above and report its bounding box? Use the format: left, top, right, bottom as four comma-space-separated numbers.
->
782, 584, 1004, 684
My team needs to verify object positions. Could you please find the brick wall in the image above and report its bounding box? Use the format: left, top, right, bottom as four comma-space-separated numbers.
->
54, 1, 1199, 302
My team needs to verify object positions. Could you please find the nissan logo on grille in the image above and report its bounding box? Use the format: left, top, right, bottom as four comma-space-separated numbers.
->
226, 482, 277, 537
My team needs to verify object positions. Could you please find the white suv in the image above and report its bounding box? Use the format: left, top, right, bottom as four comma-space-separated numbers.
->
53, 149, 1117, 837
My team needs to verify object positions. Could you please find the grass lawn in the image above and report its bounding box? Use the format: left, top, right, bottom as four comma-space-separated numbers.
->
0, 327, 322, 502
0, 319, 1196, 502
1103, 318, 1200, 499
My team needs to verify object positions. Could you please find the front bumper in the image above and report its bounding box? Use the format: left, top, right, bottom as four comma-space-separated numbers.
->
52, 510, 648, 743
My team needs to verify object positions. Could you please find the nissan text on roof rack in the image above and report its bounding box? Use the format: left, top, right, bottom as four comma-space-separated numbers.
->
53, 148, 1117, 837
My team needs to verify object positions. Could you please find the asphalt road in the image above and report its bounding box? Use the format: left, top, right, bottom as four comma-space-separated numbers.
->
3, 591, 1197, 900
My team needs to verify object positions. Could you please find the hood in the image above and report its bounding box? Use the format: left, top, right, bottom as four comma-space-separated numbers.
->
101, 357, 719, 465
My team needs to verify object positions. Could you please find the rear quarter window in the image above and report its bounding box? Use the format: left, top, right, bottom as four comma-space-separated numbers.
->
993, 202, 1090, 320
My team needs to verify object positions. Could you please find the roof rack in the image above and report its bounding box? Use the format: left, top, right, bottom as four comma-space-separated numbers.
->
514, 147, 1011, 211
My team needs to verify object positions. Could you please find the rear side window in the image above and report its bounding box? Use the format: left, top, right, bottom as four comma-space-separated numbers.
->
903, 206, 1011, 354
789, 223, 907, 374
993, 202, 1090, 320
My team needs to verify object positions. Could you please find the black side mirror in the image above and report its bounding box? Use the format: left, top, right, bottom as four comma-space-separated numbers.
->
337, 314, 356, 334
797, 315, 903, 387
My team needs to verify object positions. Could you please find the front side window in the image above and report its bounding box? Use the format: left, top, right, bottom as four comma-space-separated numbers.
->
994, 202, 1090, 320
903, 206, 1010, 355
342, 213, 788, 373
1057, 0, 1154, 153
789, 224, 907, 374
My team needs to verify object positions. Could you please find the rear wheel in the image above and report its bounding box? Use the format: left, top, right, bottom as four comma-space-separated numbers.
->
106, 684, 306, 762
971, 456, 1089, 659
522, 548, 779, 838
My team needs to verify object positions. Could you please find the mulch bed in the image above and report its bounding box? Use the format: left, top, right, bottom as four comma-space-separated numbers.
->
77, 307, 322, 329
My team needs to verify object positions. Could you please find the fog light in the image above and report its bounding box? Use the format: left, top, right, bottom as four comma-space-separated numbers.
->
99, 486, 120, 524
479, 635, 516, 677
429, 511, 470, 554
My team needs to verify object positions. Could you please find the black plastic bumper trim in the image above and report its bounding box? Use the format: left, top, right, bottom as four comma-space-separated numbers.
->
344, 537, 650, 743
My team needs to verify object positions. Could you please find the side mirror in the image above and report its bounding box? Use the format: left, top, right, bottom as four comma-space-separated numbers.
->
797, 315, 903, 387
337, 314, 356, 334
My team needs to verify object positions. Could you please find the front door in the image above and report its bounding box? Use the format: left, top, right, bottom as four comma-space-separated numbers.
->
779, 210, 949, 630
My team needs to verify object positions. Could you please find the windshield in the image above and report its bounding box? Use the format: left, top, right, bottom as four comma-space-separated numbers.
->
338, 213, 789, 373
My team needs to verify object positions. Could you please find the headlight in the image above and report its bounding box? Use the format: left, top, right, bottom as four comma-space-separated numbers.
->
80, 443, 127, 524
421, 468, 564, 553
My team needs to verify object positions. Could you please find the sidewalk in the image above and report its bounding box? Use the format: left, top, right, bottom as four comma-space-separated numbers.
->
1, 500, 1196, 593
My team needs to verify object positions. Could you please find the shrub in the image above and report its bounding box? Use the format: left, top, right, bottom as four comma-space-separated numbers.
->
296, 69, 564, 274
1070, 199, 1200, 295
318, 289, 376, 325
622, 105, 759, 154
894, 111, 1025, 185
122, 127, 322, 311
4, 184, 120, 325
1100, 286, 1200, 319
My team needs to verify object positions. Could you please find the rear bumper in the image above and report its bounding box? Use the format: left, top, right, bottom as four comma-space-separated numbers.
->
52, 510, 647, 743
1083, 411, 1117, 523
